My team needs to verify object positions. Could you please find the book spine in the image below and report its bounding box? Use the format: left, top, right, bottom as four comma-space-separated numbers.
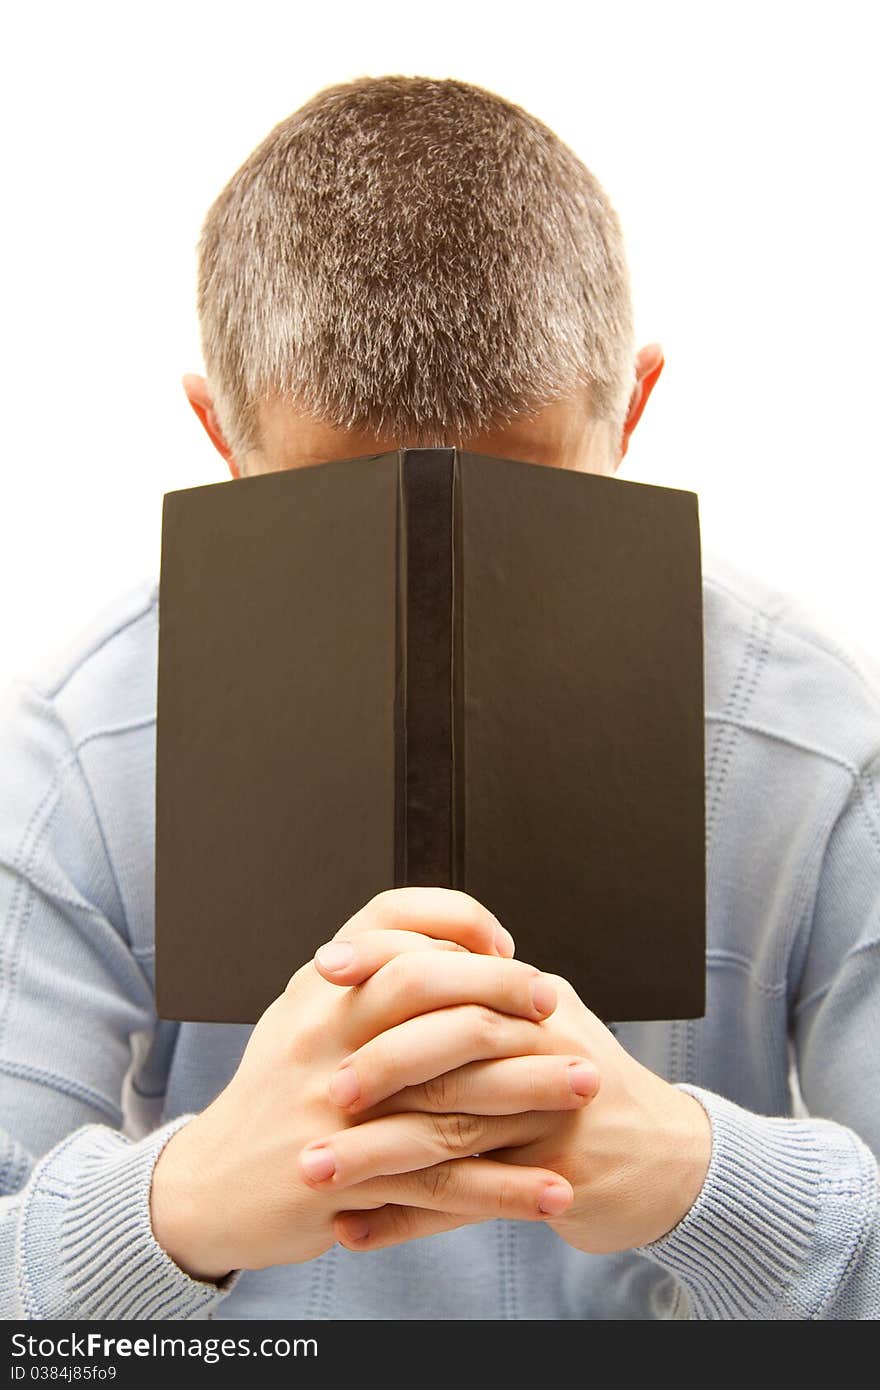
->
451, 453, 465, 890
395, 449, 460, 888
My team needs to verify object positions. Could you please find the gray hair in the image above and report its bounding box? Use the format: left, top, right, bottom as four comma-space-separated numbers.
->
195, 74, 637, 467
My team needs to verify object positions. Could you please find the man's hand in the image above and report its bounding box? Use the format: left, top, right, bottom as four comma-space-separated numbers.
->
315, 965, 710, 1255
149, 889, 599, 1281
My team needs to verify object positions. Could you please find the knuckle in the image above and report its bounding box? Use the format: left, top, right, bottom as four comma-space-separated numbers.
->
430, 1111, 485, 1154
472, 1003, 503, 1046
374, 887, 403, 919
423, 890, 493, 951
422, 1070, 457, 1111
418, 1161, 456, 1202
372, 949, 405, 992
365, 1034, 396, 1091
452, 889, 496, 925
458, 899, 497, 950
359, 889, 403, 933
379, 1207, 411, 1239
289, 1013, 324, 1062
388, 949, 429, 1001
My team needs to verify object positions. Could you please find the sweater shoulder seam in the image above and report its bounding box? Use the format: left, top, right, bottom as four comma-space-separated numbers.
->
703, 572, 880, 711
29, 581, 158, 703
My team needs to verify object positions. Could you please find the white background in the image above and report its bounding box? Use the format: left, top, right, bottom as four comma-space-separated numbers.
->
2, 0, 877, 693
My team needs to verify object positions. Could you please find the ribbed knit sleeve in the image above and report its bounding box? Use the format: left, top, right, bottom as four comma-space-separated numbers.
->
0, 674, 239, 1319
636, 747, 880, 1319
635, 1083, 879, 1318
3, 1114, 238, 1319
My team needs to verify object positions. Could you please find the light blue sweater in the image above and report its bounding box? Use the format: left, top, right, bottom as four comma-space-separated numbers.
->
1, 543, 878, 1320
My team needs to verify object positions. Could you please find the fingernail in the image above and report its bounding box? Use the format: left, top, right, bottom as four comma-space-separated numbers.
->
329, 1062, 361, 1107
530, 974, 557, 1016
494, 924, 516, 957
342, 1216, 371, 1243
538, 1182, 572, 1216
300, 1144, 336, 1182
316, 941, 355, 972
568, 1061, 599, 1097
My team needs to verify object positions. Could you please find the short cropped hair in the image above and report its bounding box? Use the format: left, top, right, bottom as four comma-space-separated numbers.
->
195, 74, 636, 465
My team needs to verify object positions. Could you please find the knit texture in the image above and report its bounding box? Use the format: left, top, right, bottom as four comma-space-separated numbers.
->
10, 1114, 237, 1319
1, 543, 879, 1319
637, 1083, 879, 1318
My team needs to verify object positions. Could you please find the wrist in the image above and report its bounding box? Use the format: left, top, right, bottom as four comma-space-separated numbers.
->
149, 1115, 235, 1285
659, 1086, 712, 1236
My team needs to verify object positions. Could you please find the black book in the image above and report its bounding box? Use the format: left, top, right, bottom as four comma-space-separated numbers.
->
155, 448, 705, 1024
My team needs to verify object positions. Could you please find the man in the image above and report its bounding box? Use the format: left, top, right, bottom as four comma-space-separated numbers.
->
1, 74, 878, 1320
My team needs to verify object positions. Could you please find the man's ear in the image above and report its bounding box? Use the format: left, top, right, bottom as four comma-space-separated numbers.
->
182, 373, 240, 478
618, 345, 664, 462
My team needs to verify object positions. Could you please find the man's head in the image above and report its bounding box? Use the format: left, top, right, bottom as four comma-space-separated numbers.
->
183, 75, 663, 477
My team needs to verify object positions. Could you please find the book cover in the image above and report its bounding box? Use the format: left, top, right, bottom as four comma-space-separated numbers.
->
155, 448, 705, 1024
